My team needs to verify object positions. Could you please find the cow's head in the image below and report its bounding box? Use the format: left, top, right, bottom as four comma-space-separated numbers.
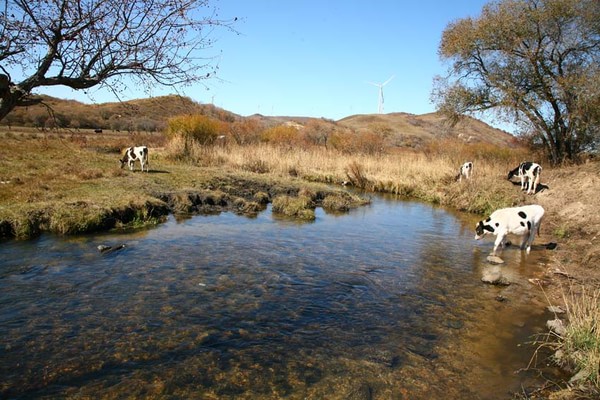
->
475, 218, 496, 239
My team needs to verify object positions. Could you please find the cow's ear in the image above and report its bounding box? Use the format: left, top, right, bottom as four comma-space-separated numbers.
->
484, 225, 495, 233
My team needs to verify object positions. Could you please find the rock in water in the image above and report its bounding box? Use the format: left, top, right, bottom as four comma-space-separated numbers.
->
486, 255, 505, 264
547, 305, 565, 314
481, 266, 511, 286
97, 244, 126, 254
547, 318, 566, 336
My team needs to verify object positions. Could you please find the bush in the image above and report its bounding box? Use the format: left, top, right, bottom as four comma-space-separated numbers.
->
166, 114, 221, 145
345, 161, 369, 189
260, 125, 304, 147
230, 119, 263, 145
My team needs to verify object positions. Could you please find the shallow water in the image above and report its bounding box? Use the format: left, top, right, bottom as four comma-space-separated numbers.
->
0, 195, 560, 399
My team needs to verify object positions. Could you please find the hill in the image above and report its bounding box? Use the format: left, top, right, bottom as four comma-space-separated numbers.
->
337, 112, 517, 147
3, 95, 517, 148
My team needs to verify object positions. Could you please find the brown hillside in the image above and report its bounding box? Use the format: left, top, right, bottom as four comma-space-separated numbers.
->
338, 112, 517, 148
5, 95, 516, 148
4, 95, 240, 132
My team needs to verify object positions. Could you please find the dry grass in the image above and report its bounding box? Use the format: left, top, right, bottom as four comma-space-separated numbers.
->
557, 285, 600, 391
177, 140, 531, 215
0, 128, 534, 236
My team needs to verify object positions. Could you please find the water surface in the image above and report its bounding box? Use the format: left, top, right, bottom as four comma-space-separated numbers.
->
0, 195, 559, 399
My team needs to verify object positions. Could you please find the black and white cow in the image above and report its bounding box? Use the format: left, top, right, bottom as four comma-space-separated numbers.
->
120, 146, 149, 172
507, 162, 542, 194
474, 204, 545, 256
456, 161, 473, 182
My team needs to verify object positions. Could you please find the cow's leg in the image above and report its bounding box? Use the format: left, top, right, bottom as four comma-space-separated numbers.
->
519, 234, 528, 250
525, 225, 537, 253
492, 234, 506, 256
531, 173, 540, 194
526, 176, 533, 194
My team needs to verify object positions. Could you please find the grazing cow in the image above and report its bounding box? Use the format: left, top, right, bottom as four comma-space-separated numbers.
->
507, 162, 542, 194
456, 161, 473, 182
120, 146, 149, 172
474, 204, 545, 256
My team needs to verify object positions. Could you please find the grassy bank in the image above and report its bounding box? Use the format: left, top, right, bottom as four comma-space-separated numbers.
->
0, 130, 376, 239
1, 129, 598, 397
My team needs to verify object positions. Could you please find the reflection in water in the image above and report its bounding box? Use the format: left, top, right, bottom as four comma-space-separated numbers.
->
0, 196, 559, 399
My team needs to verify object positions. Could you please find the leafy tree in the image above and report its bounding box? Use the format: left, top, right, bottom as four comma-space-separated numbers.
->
0, 0, 237, 121
433, 0, 600, 164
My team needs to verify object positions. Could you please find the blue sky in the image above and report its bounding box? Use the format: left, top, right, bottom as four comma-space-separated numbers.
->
40, 1, 496, 124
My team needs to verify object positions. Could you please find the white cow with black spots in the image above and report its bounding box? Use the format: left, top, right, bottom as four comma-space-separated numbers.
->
507, 162, 542, 194
120, 146, 149, 172
456, 161, 473, 182
474, 204, 545, 256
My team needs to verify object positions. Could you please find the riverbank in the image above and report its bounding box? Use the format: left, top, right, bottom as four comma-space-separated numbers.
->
0, 132, 369, 238
1, 130, 598, 397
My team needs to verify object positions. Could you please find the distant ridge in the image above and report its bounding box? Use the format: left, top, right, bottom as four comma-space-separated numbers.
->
8, 95, 516, 147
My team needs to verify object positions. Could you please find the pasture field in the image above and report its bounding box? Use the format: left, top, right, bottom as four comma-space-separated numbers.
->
0, 127, 598, 397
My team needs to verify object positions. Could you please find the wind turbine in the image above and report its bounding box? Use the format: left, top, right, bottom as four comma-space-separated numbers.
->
368, 75, 395, 114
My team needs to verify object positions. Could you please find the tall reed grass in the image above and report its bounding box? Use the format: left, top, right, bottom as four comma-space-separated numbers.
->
163, 139, 530, 215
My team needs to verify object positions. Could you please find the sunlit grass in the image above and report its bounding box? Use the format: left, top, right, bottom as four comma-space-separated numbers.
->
558, 285, 600, 390
0, 128, 532, 239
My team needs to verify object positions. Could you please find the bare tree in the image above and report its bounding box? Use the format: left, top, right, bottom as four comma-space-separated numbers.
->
432, 0, 600, 164
0, 0, 237, 120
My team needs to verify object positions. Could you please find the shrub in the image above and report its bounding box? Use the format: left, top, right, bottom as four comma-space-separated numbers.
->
230, 118, 263, 145
261, 125, 304, 147
345, 161, 369, 189
166, 114, 221, 145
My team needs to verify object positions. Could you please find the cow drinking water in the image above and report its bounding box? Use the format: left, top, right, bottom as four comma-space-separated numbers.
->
474, 204, 545, 256
120, 146, 149, 172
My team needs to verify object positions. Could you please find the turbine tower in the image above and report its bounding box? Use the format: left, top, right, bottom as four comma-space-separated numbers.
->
368, 75, 394, 114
